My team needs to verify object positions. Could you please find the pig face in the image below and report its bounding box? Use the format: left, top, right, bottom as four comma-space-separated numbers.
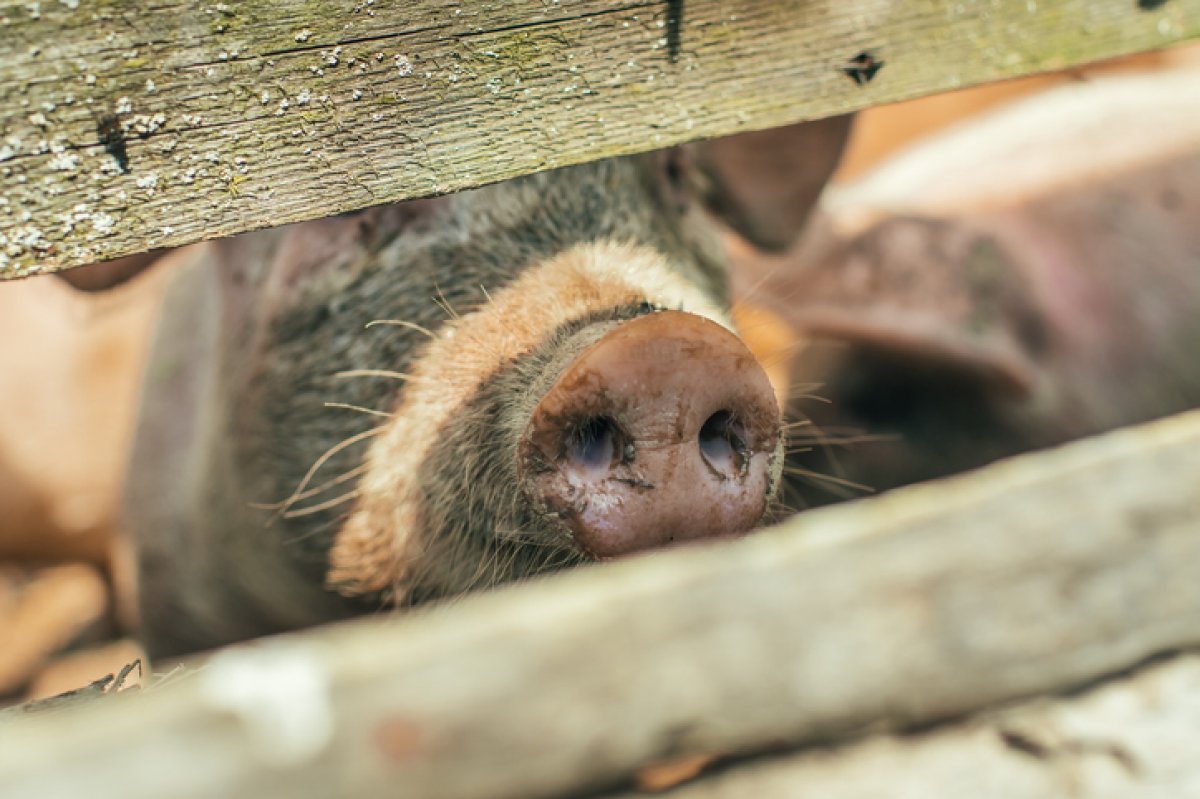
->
122, 117, 852, 655
729, 73, 1200, 511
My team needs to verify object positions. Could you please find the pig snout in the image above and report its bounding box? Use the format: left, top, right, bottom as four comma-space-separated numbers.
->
520, 310, 781, 558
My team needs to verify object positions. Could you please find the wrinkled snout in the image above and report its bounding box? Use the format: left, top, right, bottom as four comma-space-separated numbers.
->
520, 310, 781, 557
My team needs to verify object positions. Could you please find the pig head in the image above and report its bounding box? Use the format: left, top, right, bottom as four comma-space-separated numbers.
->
122, 117, 851, 656
731, 72, 1200, 508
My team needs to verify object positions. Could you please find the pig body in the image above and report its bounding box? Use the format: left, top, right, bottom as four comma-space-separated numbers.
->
126, 122, 852, 657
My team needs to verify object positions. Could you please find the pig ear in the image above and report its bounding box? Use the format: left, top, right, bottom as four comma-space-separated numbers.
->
56, 251, 163, 291
685, 115, 854, 252
739, 214, 1044, 396
256, 199, 451, 321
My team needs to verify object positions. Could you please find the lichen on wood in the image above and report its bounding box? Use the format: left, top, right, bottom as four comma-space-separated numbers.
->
1, 0, 1197, 277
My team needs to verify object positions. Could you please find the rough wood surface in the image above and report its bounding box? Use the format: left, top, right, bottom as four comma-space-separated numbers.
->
612, 653, 1200, 798
1, 407, 1198, 798
2, 0, 1197, 277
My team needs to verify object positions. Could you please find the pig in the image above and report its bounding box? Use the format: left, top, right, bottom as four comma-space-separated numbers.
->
730, 69, 1200, 509
122, 118, 853, 657
0, 258, 171, 569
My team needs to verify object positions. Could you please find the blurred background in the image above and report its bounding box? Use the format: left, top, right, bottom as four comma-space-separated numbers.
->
1, 43, 1197, 706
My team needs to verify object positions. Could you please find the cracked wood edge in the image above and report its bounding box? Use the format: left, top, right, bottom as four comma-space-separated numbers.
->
1, 407, 1199, 799
1, 0, 1198, 278
613, 653, 1200, 798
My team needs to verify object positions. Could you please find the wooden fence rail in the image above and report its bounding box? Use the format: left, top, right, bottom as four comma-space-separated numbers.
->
2, 0, 1198, 277
1, 407, 1198, 798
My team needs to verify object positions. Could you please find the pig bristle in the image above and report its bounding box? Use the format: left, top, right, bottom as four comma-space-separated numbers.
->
333, 369, 416, 382
784, 382, 833, 404
281, 488, 364, 519
431, 284, 462, 320
784, 426, 893, 449
762, 495, 801, 524
247, 463, 369, 512
774, 403, 870, 500
273, 426, 383, 523
781, 463, 874, 496
364, 318, 436, 338
323, 401, 393, 418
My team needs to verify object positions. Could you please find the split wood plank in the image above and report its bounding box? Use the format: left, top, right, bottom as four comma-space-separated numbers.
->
612, 653, 1200, 798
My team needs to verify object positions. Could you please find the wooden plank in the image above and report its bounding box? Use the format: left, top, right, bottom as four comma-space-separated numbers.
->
1, 407, 1199, 799
611, 654, 1200, 798
1, 0, 1197, 278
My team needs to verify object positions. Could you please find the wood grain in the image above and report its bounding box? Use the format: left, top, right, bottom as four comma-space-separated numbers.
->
613, 653, 1200, 798
1, 407, 1198, 798
1, 0, 1197, 277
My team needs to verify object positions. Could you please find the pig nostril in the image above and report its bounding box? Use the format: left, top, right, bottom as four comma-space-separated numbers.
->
698, 410, 749, 478
565, 416, 620, 477
523, 311, 781, 557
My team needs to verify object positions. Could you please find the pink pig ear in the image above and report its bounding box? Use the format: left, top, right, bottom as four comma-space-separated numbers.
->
686, 115, 854, 252
737, 213, 1044, 397
55, 250, 164, 291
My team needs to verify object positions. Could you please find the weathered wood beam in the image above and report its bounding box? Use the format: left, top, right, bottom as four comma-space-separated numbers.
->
1, 407, 1199, 798
610, 653, 1200, 798
2, 0, 1197, 277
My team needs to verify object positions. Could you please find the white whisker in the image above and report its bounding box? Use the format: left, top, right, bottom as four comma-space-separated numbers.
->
277, 426, 382, 517
365, 319, 436, 338
250, 463, 368, 511
283, 488, 364, 519
324, 401, 393, 418
432, 284, 461, 320
334, 369, 414, 381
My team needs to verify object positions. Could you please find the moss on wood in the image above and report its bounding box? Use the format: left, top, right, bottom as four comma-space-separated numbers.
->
0, 0, 1196, 277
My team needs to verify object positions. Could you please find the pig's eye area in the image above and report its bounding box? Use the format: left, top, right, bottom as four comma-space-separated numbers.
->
566, 416, 619, 476
698, 410, 749, 477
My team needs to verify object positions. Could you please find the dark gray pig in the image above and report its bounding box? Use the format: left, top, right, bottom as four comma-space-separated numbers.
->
123, 117, 852, 657
731, 72, 1200, 507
